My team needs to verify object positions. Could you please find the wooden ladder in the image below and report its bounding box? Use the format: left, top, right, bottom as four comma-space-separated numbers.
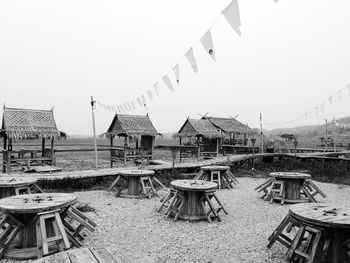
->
0, 214, 23, 259
285, 225, 324, 263
33, 209, 70, 258
139, 176, 156, 198
61, 206, 96, 248
210, 171, 221, 189
300, 180, 326, 203
268, 180, 285, 205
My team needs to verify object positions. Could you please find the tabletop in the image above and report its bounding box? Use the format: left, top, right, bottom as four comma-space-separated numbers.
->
119, 169, 155, 177
270, 172, 311, 179
0, 177, 37, 187
201, 166, 230, 171
171, 180, 217, 191
0, 193, 77, 214
289, 203, 350, 228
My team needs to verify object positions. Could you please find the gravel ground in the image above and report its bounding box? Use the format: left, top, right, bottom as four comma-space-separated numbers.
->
3, 177, 350, 263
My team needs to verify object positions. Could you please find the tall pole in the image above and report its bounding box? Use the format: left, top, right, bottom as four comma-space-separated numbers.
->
333, 117, 336, 152
91, 96, 98, 169
260, 113, 264, 153
325, 118, 328, 151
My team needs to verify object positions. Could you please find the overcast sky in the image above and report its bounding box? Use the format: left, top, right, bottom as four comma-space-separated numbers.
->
1, 0, 349, 135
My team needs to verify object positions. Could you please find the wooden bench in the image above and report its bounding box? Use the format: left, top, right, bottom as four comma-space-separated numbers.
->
32, 247, 163, 263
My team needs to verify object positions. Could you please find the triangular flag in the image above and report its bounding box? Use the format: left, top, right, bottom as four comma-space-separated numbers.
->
185, 48, 198, 73
221, 0, 241, 37
141, 94, 146, 106
154, 83, 159, 96
162, 75, 175, 92
119, 105, 125, 113
127, 102, 132, 111
172, 65, 180, 86
136, 97, 143, 107
200, 30, 216, 61
337, 90, 342, 102
131, 101, 136, 110
117, 105, 121, 113
147, 89, 154, 101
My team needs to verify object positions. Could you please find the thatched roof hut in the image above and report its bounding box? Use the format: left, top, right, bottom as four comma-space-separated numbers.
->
1, 107, 61, 140
202, 116, 252, 135
177, 118, 222, 139
106, 114, 160, 138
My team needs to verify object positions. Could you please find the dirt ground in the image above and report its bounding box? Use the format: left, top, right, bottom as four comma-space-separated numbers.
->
5, 177, 348, 263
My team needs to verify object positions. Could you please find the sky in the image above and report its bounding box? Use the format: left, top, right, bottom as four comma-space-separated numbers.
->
0, 0, 350, 136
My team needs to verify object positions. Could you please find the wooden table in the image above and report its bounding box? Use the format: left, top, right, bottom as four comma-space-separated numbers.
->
0, 193, 77, 259
109, 169, 159, 198
289, 203, 350, 262
0, 177, 41, 199
195, 165, 238, 189
270, 172, 311, 202
169, 180, 227, 222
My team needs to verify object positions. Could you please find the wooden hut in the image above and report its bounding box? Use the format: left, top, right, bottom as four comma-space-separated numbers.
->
106, 114, 160, 166
1, 107, 61, 173
177, 118, 222, 160
202, 116, 258, 154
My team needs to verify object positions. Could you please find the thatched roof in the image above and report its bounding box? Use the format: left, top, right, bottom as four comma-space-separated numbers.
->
0, 107, 61, 140
202, 116, 253, 135
177, 118, 222, 138
106, 114, 160, 137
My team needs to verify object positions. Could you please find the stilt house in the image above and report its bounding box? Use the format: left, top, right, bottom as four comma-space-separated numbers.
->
106, 114, 160, 166
1, 107, 61, 173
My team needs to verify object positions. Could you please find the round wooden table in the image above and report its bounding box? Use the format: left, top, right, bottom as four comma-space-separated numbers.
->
290, 203, 350, 263
270, 172, 311, 202
0, 177, 38, 199
197, 166, 238, 189
119, 170, 155, 198
170, 180, 217, 221
0, 193, 77, 259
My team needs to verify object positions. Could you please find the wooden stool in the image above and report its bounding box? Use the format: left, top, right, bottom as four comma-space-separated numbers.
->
202, 190, 228, 222
33, 209, 70, 258
267, 214, 300, 249
226, 170, 238, 186
165, 190, 186, 221
194, 170, 204, 180
210, 171, 221, 189
299, 180, 326, 203
139, 177, 156, 198
255, 178, 275, 199
157, 188, 177, 213
285, 225, 323, 263
14, 183, 43, 196
0, 214, 23, 259
268, 180, 285, 205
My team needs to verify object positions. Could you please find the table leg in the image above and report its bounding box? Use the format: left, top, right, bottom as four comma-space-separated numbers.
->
179, 191, 206, 221
127, 177, 140, 197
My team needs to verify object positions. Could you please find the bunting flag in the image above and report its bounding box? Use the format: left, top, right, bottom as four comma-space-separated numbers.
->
131, 101, 136, 110
117, 105, 122, 113
185, 48, 198, 73
136, 97, 143, 107
162, 75, 175, 92
200, 29, 216, 61
154, 83, 159, 96
141, 94, 146, 106
172, 65, 180, 86
222, 0, 241, 37
147, 89, 154, 101
120, 105, 125, 113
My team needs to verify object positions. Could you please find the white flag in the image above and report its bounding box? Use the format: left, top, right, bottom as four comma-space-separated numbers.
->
172, 65, 180, 86
131, 101, 136, 110
154, 83, 159, 96
185, 48, 198, 73
137, 97, 143, 107
127, 102, 132, 111
337, 90, 342, 102
147, 89, 154, 101
117, 105, 122, 113
347, 83, 350, 96
222, 0, 241, 37
141, 94, 146, 106
329, 96, 333, 105
124, 103, 129, 111
200, 30, 216, 61
119, 105, 125, 113
162, 75, 175, 92
112, 106, 116, 112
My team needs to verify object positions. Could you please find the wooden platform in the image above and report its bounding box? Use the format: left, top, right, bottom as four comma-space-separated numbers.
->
33, 247, 162, 263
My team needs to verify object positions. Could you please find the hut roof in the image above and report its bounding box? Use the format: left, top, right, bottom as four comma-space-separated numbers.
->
202, 116, 253, 134
177, 118, 222, 138
0, 107, 61, 140
106, 114, 160, 137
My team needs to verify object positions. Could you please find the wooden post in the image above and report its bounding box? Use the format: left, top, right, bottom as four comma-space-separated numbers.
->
2, 135, 7, 173
260, 113, 264, 153
151, 136, 154, 160
110, 136, 114, 168
197, 137, 200, 160
90, 96, 98, 169
6, 138, 12, 173
42, 138, 46, 157
216, 138, 219, 157
50, 138, 55, 165
123, 136, 127, 166
179, 138, 182, 163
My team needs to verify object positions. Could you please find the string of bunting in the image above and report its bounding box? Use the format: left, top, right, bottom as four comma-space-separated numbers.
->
263, 83, 350, 127
95, 0, 260, 113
